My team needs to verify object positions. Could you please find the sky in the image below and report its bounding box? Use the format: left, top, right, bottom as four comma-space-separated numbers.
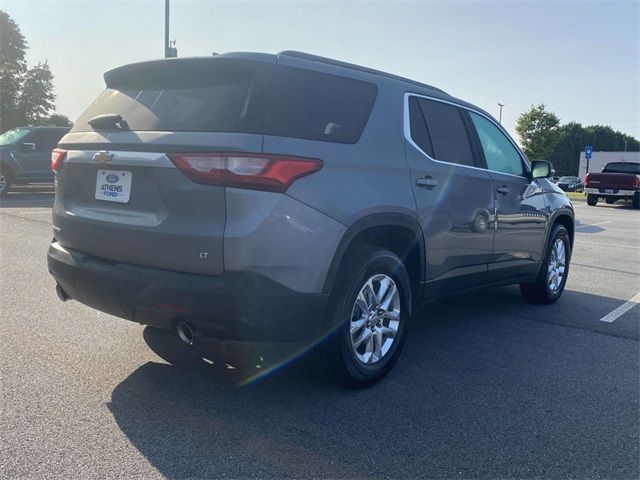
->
2, 0, 639, 141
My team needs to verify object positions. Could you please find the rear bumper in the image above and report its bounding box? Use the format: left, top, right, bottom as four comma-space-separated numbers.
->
584, 188, 637, 197
47, 242, 331, 342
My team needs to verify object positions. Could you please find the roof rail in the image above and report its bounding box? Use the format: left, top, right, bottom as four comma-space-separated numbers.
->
278, 50, 447, 95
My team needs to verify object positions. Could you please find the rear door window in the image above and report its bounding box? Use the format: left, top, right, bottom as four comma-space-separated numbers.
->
71, 59, 377, 144
39, 130, 67, 150
408, 96, 434, 157
417, 98, 475, 167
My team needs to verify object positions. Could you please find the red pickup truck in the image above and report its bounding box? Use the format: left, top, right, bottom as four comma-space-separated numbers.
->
584, 162, 640, 209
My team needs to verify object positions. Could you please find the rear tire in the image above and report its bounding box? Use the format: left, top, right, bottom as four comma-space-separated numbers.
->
316, 247, 411, 388
520, 225, 571, 304
633, 192, 640, 210
0, 167, 12, 196
586, 194, 598, 206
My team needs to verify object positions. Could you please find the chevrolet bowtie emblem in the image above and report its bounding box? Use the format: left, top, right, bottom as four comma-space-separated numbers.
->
93, 151, 114, 162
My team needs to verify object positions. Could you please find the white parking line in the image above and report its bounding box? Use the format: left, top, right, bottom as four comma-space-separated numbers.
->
578, 240, 640, 250
575, 221, 610, 229
599, 292, 640, 323
11, 210, 51, 215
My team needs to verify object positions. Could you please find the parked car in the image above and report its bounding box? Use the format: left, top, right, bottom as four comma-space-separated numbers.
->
556, 176, 584, 192
0, 126, 70, 195
47, 52, 574, 387
584, 162, 640, 208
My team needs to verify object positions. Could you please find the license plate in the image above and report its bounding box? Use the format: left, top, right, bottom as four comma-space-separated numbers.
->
95, 170, 132, 203
604, 189, 614, 194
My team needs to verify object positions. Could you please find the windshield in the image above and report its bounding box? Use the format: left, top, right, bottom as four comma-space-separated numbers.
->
602, 162, 640, 174
0, 127, 32, 146
558, 176, 577, 182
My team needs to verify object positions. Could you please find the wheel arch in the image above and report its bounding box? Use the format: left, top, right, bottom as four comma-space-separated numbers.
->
551, 210, 575, 248
0, 160, 14, 178
322, 213, 425, 294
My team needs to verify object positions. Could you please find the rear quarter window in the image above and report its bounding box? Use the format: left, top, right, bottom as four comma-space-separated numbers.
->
263, 66, 377, 144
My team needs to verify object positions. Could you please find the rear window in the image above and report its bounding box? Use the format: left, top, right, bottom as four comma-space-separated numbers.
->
72, 59, 377, 144
602, 163, 640, 174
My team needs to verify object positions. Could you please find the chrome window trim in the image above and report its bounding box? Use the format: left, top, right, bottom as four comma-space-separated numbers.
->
403, 92, 531, 179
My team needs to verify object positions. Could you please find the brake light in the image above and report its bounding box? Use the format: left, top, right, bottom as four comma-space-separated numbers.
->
584, 173, 590, 186
51, 148, 67, 172
168, 153, 323, 193
633, 176, 640, 189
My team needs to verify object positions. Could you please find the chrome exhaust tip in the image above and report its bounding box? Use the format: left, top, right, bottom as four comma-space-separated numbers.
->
176, 320, 195, 346
56, 283, 69, 302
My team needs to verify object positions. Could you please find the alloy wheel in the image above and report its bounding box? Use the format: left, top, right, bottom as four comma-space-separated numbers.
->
349, 274, 401, 365
547, 238, 567, 293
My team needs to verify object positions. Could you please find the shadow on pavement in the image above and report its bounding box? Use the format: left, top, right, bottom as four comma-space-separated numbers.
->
108, 287, 639, 479
574, 218, 606, 234
0, 184, 54, 208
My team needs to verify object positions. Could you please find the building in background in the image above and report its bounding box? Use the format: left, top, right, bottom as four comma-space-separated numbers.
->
578, 151, 640, 180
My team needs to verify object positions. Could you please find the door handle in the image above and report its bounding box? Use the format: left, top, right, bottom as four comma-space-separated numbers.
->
496, 185, 511, 195
416, 177, 439, 188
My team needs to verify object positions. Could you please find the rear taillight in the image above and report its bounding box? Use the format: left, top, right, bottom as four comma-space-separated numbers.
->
168, 153, 323, 193
584, 173, 590, 186
633, 176, 640, 189
51, 148, 67, 172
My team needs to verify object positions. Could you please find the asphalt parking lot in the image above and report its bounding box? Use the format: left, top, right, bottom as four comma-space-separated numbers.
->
1, 186, 638, 479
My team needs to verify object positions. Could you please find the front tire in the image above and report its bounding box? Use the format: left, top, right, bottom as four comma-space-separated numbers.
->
520, 224, 571, 304
317, 248, 411, 388
586, 194, 598, 206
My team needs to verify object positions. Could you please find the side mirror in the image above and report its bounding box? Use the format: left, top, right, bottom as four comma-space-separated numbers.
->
531, 160, 554, 179
21, 142, 36, 152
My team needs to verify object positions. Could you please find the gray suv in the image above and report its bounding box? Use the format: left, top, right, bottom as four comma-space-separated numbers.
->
47, 52, 574, 387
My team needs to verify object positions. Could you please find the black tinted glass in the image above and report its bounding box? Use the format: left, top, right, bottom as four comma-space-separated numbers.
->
72, 60, 377, 144
418, 98, 475, 166
264, 66, 377, 144
602, 163, 640, 174
73, 60, 265, 134
408, 97, 434, 157
39, 130, 67, 150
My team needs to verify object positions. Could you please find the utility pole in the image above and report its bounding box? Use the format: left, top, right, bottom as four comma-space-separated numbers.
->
164, 0, 177, 57
497, 103, 504, 123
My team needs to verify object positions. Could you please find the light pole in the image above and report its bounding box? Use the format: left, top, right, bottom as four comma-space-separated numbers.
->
164, 0, 177, 57
164, 0, 169, 57
497, 103, 504, 123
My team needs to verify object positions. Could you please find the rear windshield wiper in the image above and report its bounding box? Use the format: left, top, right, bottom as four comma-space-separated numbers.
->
87, 113, 130, 131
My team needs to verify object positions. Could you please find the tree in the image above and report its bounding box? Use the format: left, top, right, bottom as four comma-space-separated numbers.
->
548, 122, 587, 175
515, 103, 561, 160
0, 10, 27, 132
0, 10, 66, 132
549, 122, 640, 176
40, 113, 72, 127
19, 61, 55, 124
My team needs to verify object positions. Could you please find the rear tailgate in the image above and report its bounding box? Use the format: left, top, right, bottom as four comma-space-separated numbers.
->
586, 172, 637, 190
53, 147, 229, 275
53, 56, 275, 275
